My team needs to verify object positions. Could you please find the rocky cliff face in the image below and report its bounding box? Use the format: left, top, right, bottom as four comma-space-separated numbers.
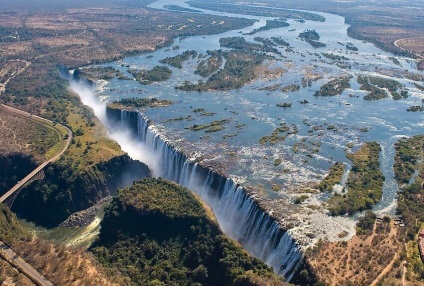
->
103, 107, 317, 283
12, 154, 151, 227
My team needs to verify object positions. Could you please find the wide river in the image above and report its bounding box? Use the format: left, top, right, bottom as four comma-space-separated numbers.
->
82, 0, 424, 242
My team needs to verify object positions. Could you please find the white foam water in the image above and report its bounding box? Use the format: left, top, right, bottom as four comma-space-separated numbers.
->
69, 76, 304, 281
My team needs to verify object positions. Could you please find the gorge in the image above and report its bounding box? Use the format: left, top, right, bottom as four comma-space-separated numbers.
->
69, 74, 304, 281
67, 0, 424, 281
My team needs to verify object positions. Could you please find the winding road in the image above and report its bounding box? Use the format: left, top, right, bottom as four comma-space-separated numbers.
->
0, 103, 72, 203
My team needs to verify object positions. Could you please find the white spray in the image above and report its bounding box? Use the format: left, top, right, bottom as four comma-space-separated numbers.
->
69, 78, 303, 281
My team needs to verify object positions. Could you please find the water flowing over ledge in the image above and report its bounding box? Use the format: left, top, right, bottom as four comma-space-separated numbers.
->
65, 68, 305, 280
106, 107, 304, 280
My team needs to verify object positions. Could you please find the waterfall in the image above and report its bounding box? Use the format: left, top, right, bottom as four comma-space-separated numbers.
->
106, 108, 304, 281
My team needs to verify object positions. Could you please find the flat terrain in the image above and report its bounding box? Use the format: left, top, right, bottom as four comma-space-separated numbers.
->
0, 2, 252, 67
224, 0, 424, 68
0, 257, 35, 286
309, 219, 400, 285
0, 106, 60, 162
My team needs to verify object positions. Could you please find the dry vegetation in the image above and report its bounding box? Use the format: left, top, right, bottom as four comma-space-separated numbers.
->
0, 60, 29, 93
11, 238, 120, 286
0, 258, 35, 286
308, 220, 401, 286
0, 5, 252, 67
0, 203, 119, 286
0, 107, 59, 162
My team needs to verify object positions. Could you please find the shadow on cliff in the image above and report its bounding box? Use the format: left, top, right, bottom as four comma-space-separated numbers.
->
12, 154, 151, 228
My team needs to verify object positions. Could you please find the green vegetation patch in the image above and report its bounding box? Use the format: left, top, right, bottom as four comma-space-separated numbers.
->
271, 37, 290, 47
163, 5, 202, 13
358, 75, 407, 100
361, 84, 388, 100
299, 30, 326, 48
388, 56, 401, 66
91, 178, 286, 286
294, 195, 309, 204
322, 53, 349, 61
356, 210, 376, 235
129, 66, 172, 85
281, 84, 300, 92
274, 158, 283, 166
117, 179, 205, 219
192, 108, 216, 116
159, 50, 197, 69
276, 102, 292, 108
259, 84, 281, 92
346, 42, 358, 51
254, 37, 277, 47
219, 37, 278, 53
13, 155, 149, 227
0, 204, 27, 245
108, 97, 173, 109
319, 162, 345, 192
395, 135, 424, 277
177, 38, 279, 91
328, 142, 384, 215
407, 105, 424, 112
394, 135, 424, 185
260, 122, 297, 146
79, 66, 126, 80
299, 30, 320, 41
244, 19, 289, 35
314, 76, 351, 97
195, 50, 223, 77
414, 83, 424, 91
187, 119, 230, 133
177, 50, 266, 91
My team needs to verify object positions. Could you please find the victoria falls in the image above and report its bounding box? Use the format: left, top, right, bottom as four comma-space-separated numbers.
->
0, 0, 423, 285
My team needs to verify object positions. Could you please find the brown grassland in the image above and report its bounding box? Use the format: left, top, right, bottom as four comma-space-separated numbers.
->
0, 203, 119, 285
0, 107, 59, 162
308, 220, 401, 286
0, 258, 35, 286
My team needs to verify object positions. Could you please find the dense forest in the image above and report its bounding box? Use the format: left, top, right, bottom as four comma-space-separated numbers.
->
314, 76, 351, 97
91, 178, 288, 286
129, 66, 173, 85
327, 142, 384, 215
244, 19, 289, 35
159, 50, 197, 69
394, 135, 424, 279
